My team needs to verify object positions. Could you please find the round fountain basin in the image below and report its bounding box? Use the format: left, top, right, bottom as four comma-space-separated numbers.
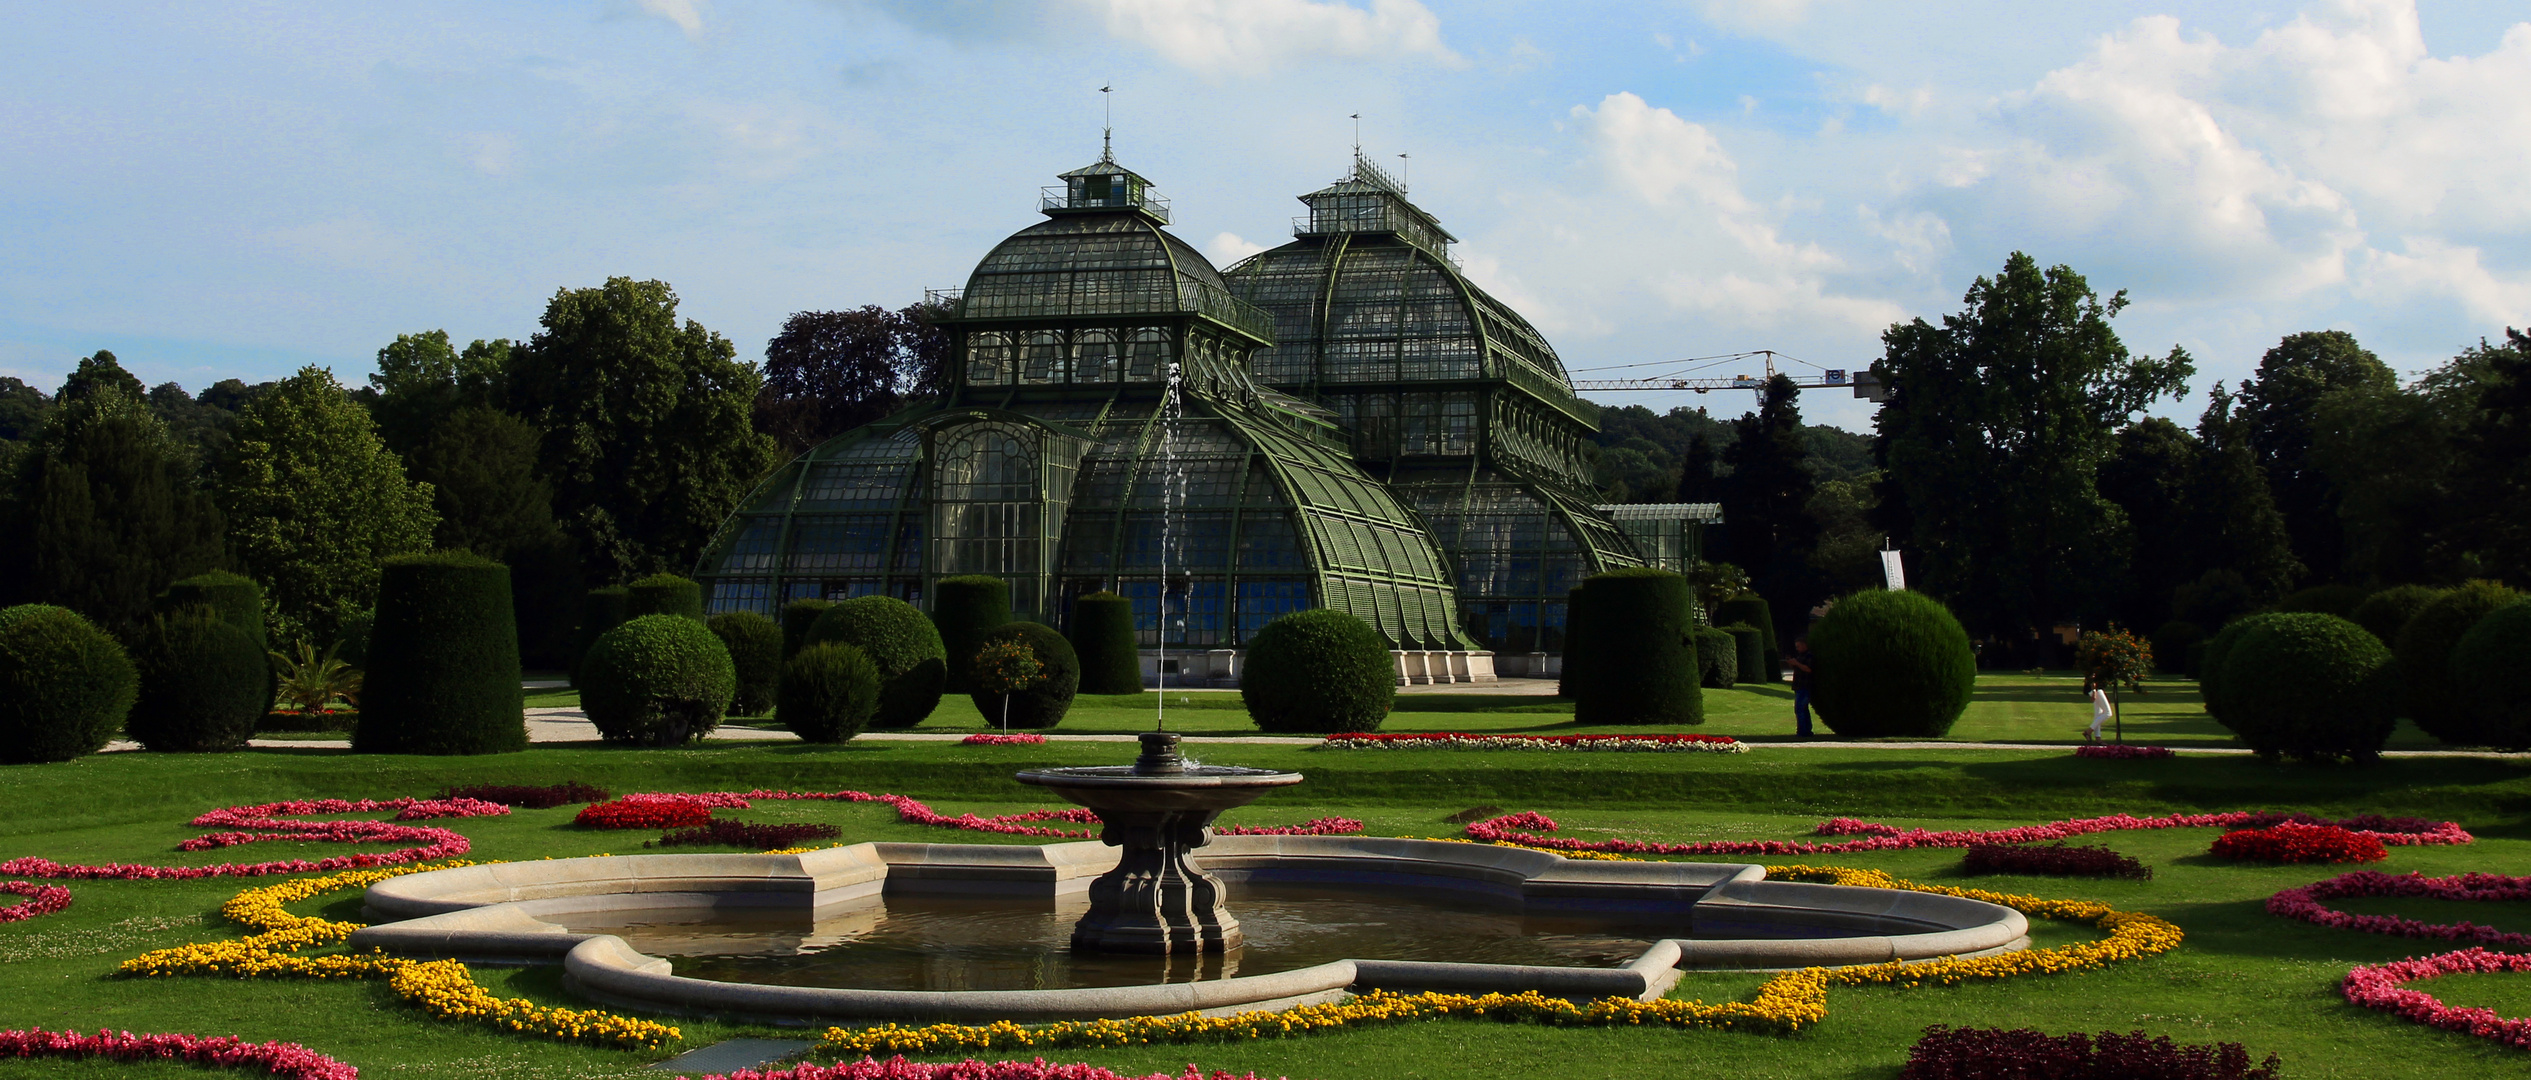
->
1012, 764, 1301, 813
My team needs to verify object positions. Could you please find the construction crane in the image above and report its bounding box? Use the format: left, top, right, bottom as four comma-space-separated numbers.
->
1567, 350, 1886, 401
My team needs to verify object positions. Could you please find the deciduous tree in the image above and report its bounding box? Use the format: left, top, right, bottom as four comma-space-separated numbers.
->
756, 304, 948, 458
0, 385, 225, 637
2236, 330, 2396, 583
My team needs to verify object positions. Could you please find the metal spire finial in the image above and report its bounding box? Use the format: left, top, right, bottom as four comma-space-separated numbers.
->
1398, 151, 1409, 192
1101, 83, 1113, 160
1350, 113, 1361, 158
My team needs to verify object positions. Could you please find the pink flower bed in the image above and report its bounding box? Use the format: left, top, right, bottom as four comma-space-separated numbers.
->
0, 1027, 358, 1080
962, 733, 1047, 746
0, 798, 505, 881
1320, 732, 1746, 753
2074, 744, 2174, 760
2342, 947, 2531, 1050
0, 881, 72, 923
689, 1057, 1279, 1080
1463, 809, 2470, 858
613, 790, 1365, 842
2271, 871, 2531, 949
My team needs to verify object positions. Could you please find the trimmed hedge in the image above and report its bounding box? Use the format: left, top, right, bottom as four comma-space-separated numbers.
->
2198, 612, 2295, 721
2216, 612, 2400, 762
2396, 580, 2521, 744
127, 607, 266, 752
932, 576, 1011, 694
1243, 608, 1395, 733
2277, 583, 2372, 618
1569, 569, 1702, 727
1722, 624, 1763, 687
1810, 589, 1976, 738
571, 586, 629, 687
356, 551, 526, 755
805, 596, 946, 728
1694, 626, 1739, 689
707, 610, 782, 717
579, 613, 733, 745
1714, 593, 1779, 684
624, 573, 705, 622
2351, 584, 2445, 646
0, 605, 136, 764
1557, 585, 1590, 698
2453, 601, 2531, 750
781, 598, 834, 660
968, 622, 1081, 729
158, 570, 267, 654
1069, 592, 1142, 695
778, 641, 881, 743
2150, 620, 2206, 678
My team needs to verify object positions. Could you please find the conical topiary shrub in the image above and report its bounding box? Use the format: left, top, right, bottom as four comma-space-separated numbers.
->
708, 610, 782, 717
1809, 589, 1975, 738
356, 551, 527, 755
624, 573, 705, 622
1694, 626, 1738, 689
932, 575, 1011, 694
0, 604, 137, 764
969, 622, 1081, 728
2396, 580, 2522, 744
1242, 608, 1395, 733
579, 613, 734, 745
1558, 585, 1590, 697
806, 596, 946, 728
1722, 623, 1763, 686
158, 570, 268, 655
1069, 592, 1142, 695
1569, 569, 1702, 727
1714, 593, 1779, 684
128, 607, 267, 752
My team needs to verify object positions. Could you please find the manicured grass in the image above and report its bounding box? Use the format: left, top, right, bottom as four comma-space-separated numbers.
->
4, 742, 2529, 1078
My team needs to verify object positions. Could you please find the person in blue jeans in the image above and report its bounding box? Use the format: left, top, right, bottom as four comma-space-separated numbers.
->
1787, 635, 1817, 738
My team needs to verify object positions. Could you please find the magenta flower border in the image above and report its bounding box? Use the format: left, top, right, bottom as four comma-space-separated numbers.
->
688, 1055, 1276, 1080
619, 789, 1364, 841
0, 1027, 357, 1080
2074, 744, 2174, 760
1320, 732, 1746, 753
0, 881, 72, 923
961, 733, 1047, 746
0, 797, 508, 881
1464, 809, 2470, 857
2272, 871, 2531, 949
2343, 947, 2531, 1050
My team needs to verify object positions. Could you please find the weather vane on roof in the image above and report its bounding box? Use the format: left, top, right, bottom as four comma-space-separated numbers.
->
1398, 151, 1409, 192
1101, 83, 1113, 159
1350, 113, 1361, 157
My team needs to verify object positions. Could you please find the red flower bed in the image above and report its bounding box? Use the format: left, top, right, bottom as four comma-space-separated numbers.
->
2074, 744, 2173, 759
1961, 843, 2151, 880
2269, 870, 2531, 948
1461, 807, 2468, 858
441, 782, 611, 809
2209, 822, 2387, 864
2343, 947, 2531, 1050
690, 1057, 1280, 1080
575, 797, 715, 830
657, 821, 843, 850
0, 881, 72, 923
0, 1027, 357, 1080
0, 798, 502, 881
1897, 1025, 2280, 1079
962, 733, 1047, 746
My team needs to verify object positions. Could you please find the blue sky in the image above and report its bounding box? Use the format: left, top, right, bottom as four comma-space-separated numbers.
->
4, 0, 2526, 433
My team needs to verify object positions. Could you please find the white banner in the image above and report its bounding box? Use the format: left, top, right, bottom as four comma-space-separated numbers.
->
1879, 549, 1906, 591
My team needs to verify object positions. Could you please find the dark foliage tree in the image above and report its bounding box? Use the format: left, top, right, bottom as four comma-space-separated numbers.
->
506, 278, 778, 583
0, 387, 225, 638
58, 350, 143, 405
2182, 384, 2303, 607
368, 331, 512, 458
756, 303, 950, 458
145, 382, 237, 472
1720, 374, 1821, 629
2097, 417, 2202, 629
2308, 343, 2500, 583
2236, 331, 2397, 583
0, 377, 50, 444
2449, 329, 2531, 583
1674, 431, 1721, 503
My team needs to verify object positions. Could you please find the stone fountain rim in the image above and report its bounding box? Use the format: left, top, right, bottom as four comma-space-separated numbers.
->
1012, 766, 1304, 790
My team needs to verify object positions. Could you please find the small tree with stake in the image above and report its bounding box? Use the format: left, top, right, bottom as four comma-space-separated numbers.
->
2076, 626, 2154, 743
973, 638, 1044, 733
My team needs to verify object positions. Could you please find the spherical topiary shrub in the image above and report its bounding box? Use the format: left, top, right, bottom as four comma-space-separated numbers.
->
1809, 590, 1975, 738
2277, 584, 2373, 618
1694, 626, 1739, 689
1715, 593, 1779, 683
571, 586, 629, 687
968, 622, 1081, 728
1557, 585, 1590, 698
931, 575, 1011, 694
778, 641, 881, 743
2351, 584, 2445, 647
1069, 592, 1142, 695
127, 607, 266, 752
1722, 624, 1763, 687
579, 613, 734, 746
2396, 580, 2522, 744
624, 573, 705, 622
0, 604, 136, 764
356, 552, 527, 756
2150, 621, 2205, 677
781, 598, 834, 661
2452, 600, 2531, 750
806, 596, 946, 728
1570, 569, 1702, 727
2217, 613, 2400, 763
2197, 612, 2294, 721
706, 610, 782, 717
158, 570, 268, 654
1243, 608, 1395, 733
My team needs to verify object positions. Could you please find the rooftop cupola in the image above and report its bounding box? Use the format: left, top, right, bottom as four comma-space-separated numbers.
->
1295, 153, 1456, 261
1044, 153, 1170, 225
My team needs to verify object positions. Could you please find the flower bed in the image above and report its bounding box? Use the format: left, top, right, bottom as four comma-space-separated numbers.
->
1318, 732, 1747, 753
2074, 744, 2173, 760
2269, 871, 2531, 949
0, 798, 504, 881
657, 820, 843, 850
1961, 843, 2151, 881
962, 733, 1048, 746
442, 782, 611, 809
1897, 1024, 2280, 1079
575, 797, 715, 830
0, 881, 72, 923
0, 1027, 358, 1080
687, 1059, 1282, 1080
1460, 808, 2468, 858
2342, 947, 2531, 1050
661, 790, 1362, 841
2209, 823, 2387, 864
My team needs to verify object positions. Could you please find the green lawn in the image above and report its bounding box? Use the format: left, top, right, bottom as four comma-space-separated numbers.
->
3, 728, 2525, 1078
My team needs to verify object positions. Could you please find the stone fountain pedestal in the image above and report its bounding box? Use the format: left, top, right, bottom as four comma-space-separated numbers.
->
1015, 732, 1301, 955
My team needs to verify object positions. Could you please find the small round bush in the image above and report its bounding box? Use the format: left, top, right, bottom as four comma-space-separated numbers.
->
707, 610, 782, 717
1714, 593, 1779, 683
969, 622, 1081, 728
781, 598, 833, 660
0, 604, 136, 764
1243, 608, 1395, 733
158, 570, 267, 653
2451, 600, 2531, 750
1809, 589, 1976, 738
2198, 612, 2295, 721
1557, 585, 1590, 698
2218, 612, 2400, 762
2396, 580, 2522, 744
127, 607, 266, 752
357, 552, 526, 756
1069, 592, 1142, 695
2277, 584, 2372, 618
2351, 584, 2445, 646
1694, 626, 1738, 689
1722, 623, 1763, 686
579, 613, 734, 745
2150, 620, 2205, 677
1569, 569, 1702, 727
932, 575, 1011, 694
571, 586, 629, 687
778, 641, 881, 743
805, 596, 946, 728
624, 573, 705, 622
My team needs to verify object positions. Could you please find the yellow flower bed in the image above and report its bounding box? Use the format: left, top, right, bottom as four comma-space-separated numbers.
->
120, 863, 680, 1050
813, 858, 2180, 1057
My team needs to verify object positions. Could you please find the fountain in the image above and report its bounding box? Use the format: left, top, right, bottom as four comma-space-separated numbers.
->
1015, 731, 1299, 954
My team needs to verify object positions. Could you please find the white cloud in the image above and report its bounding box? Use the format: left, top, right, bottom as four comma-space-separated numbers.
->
1205, 231, 1267, 265
2358, 237, 2531, 328
634, 0, 707, 38
1087, 0, 1459, 75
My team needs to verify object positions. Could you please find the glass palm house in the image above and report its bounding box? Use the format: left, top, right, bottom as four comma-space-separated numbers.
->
693, 153, 1653, 676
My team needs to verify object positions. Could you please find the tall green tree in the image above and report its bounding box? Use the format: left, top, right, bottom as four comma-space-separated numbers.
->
368, 331, 511, 458
2450, 328, 2531, 583
0, 385, 226, 637
506, 278, 777, 583
1720, 374, 1821, 624
1871, 252, 2194, 633
2235, 330, 2396, 583
214, 367, 438, 647
2307, 348, 2496, 584
2097, 417, 2202, 628
2182, 383, 2303, 605
58, 351, 143, 405
755, 304, 945, 458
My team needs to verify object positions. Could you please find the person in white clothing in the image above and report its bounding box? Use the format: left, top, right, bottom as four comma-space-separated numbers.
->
2085, 676, 2114, 743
